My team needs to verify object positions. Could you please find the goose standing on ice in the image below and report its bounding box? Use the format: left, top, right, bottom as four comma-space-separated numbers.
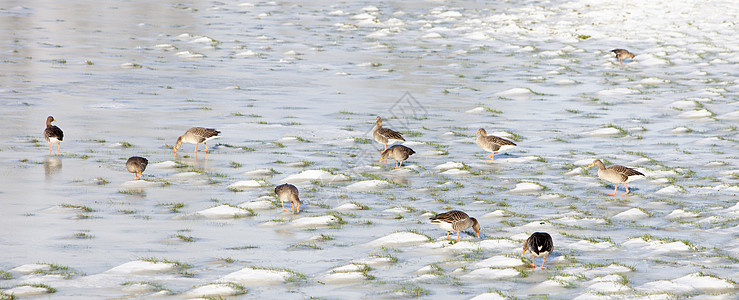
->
379, 145, 415, 169
475, 128, 516, 161
588, 159, 644, 195
174, 127, 220, 155
523, 232, 553, 269
126, 156, 148, 180
43, 116, 64, 155
371, 116, 405, 150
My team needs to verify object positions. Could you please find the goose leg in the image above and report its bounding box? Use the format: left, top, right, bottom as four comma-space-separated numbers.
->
49, 143, 53, 155
621, 183, 630, 195
541, 257, 548, 269
201, 142, 208, 152
281, 201, 287, 212
456, 231, 461, 242
486, 152, 498, 161
530, 255, 537, 267
57, 143, 61, 154
608, 184, 618, 196
194, 143, 199, 153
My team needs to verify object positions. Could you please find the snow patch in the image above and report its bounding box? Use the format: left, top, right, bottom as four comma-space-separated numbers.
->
365, 232, 429, 247
280, 170, 349, 183
346, 180, 389, 191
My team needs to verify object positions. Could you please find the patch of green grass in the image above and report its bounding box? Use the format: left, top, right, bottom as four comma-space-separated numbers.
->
225, 245, 259, 250
60, 203, 93, 212
291, 242, 322, 250
230, 161, 243, 168
0, 270, 12, 280
395, 285, 431, 297
605, 124, 628, 135
295, 137, 311, 143
171, 234, 196, 242
95, 177, 109, 185
118, 189, 145, 196
74, 232, 93, 239
138, 258, 194, 277
353, 137, 372, 144
485, 107, 503, 115
122, 281, 169, 293
31, 264, 81, 279
220, 144, 256, 152
157, 202, 185, 213
504, 131, 524, 142
350, 201, 369, 210
119, 141, 133, 148
272, 142, 285, 148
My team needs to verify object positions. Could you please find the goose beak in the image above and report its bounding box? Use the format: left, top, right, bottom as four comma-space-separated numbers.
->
522, 248, 526, 254
588, 162, 594, 167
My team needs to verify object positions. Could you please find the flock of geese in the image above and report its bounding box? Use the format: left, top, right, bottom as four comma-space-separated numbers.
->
42, 51, 642, 269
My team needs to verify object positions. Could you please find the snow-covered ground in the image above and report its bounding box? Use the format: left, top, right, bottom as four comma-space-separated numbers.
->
0, 0, 737, 298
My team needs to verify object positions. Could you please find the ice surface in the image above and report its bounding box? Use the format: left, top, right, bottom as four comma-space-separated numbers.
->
2, 0, 737, 298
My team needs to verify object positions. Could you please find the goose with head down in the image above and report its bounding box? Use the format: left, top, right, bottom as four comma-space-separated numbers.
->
429, 210, 481, 242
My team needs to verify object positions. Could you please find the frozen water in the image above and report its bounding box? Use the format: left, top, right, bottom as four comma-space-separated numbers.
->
0, 0, 737, 298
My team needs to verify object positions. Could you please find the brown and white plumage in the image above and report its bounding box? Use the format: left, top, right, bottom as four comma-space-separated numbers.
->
380, 145, 415, 169
522, 232, 553, 269
372, 116, 405, 150
275, 183, 301, 213
611, 49, 635, 65
429, 210, 481, 242
476, 128, 516, 161
43, 116, 64, 155
126, 156, 148, 180
174, 127, 220, 155
588, 159, 644, 195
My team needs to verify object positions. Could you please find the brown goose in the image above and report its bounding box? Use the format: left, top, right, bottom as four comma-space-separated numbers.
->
588, 159, 644, 195
274, 183, 301, 213
372, 116, 405, 150
126, 156, 148, 180
611, 49, 635, 65
43, 116, 64, 155
429, 210, 481, 242
379, 145, 415, 168
174, 127, 220, 155
476, 128, 516, 161
523, 232, 553, 269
